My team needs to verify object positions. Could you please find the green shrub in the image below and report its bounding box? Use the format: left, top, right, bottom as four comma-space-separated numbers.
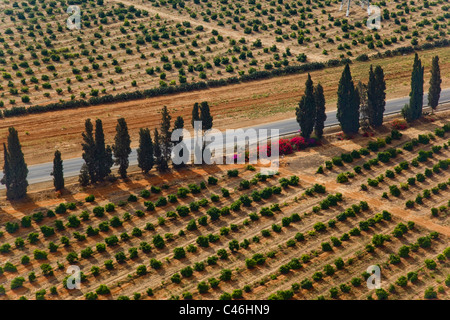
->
197, 281, 210, 294
405, 200, 414, 208
321, 242, 332, 251
177, 187, 189, 198
424, 287, 437, 299
155, 196, 167, 207
425, 259, 437, 270
10, 276, 25, 289
389, 185, 401, 197
104, 203, 115, 212
167, 194, 177, 203
227, 169, 239, 177
331, 156, 343, 166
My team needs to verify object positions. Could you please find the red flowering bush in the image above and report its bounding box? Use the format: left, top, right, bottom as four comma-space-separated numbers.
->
336, 132, 345, 140
392, 119, 407, 130
236, 136, 319, 161
362, 131, 375, 137
279, 139, 293, 155
290, 136, 307, 150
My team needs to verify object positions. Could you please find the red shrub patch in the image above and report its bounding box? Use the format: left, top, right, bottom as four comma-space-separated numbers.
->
279, 139, 293, 155
392, 119, 407, 130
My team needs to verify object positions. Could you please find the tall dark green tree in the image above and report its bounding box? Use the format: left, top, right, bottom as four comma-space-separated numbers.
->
158, 106, 172, 172
113, 118, 131, 179
81, 119, 96, 183
137, 128, 154, 174
172, 116, 186, 168
357, 81, 370, 131
200, 101, 214, 157
95, 119, 113, 180
2, 144, 11, 195
191, 102, 201, 128
153, 128, 164, 172
336, 64, 360, 134
401, 103, 413, 122
404, 53, 424, 121
367, 65, 386, 127
296, 73, 316, 139
428, 55, 441, 113
51, 150, 64, 191
1, 128, 28, 200
79, 163, 90, 187
174, 116, 184, 132
314, 83, 327, 138
200, 101, 213, 133
192, 102, 202, 160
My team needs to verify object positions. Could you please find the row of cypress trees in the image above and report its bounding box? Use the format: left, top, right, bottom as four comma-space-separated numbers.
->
297, 53, 441, 136
0, 101, 214, 199
0, 128, 64, 200
79, 102, 213, 186
295, 74, 327, 139
79, 119, 115, 185
296, 63, 385, 136
336, 63, 388, 134
1, 128, 28, 200
402, 54, 442, 121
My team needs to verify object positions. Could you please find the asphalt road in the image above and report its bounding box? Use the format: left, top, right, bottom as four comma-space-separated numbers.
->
1, 88, 449, 189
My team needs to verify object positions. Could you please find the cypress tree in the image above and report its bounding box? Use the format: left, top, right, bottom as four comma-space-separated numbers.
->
158, 106, 172, 172
401, 104, 413, 122
137, 128, 154, 174
95, 119, 113, 180
428, 55, 441, 113
173, 116, 185, 168
106, 145, 114, 175
192, 102, 202, 161
200, 101, 213, 157
357, 81, 370, 131
200, 101, 213, 132
81, 119, 96, 183
191, 102, 200, 129
1, 143, 11, 196
296, 73, 315, 138
367, 65, 386, 127
336, 64, 360, 134
374, 65, 386, 125
174, 116, 184, 131
51, 150, 64, 191
79, 163, 90, 187
409, 53, 424, 121
367, 66, 376, 126
314, 83, 326, 138
153, 128, 164, 172
1, 128, 28, 200
113, 118, 131, 179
